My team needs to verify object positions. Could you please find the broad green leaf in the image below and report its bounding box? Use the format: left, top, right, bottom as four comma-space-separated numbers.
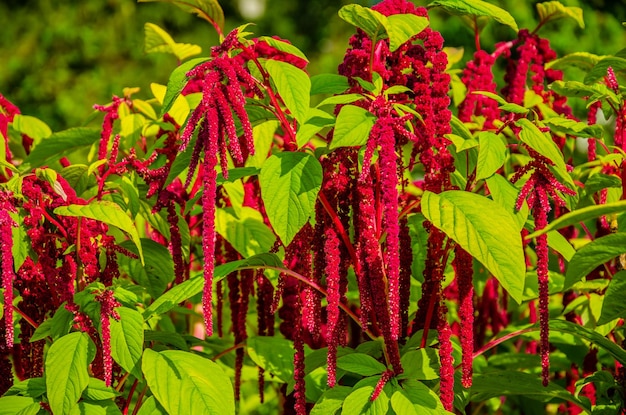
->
264, 59, 311, 124
143, 349, 234, 415
471, 370, 588, 409
13, 403, 41, 415
54, 201, 144, 264
82, 378, 120, 401
258, 36, 308, 62
526, 200, 626, 239
547, 230, 575, 262
11, 115, 52, 141
549, 319, 626, 365
144, 23, 202, 61
311, 386, 352, 415
390, 391, 420, 415
296, 109, 335, 148
24, 127, 101, 169
158, 57, 208, 118
536, 1, 584, 29
138, 0, 224, 33
215, 207, 276, 257
110, 307, 144, 379
120, 238, 175, 298
515, 118, 567, 173
310, 74, 350, 95
476, 131, 506, 180
336, 353, 387, 376
259, 152, 323, 245
144, 330, 189, 351
598, 271, 626, 325
338, 4, 387, 41
393, 380, 450, 415
584, 57, 626, 84
583, 174, 621, 197
398, 348, 440, 380
565, 233, 626, 289
421, 190, 525, 303
4, 378, 46, 398
247, 336, 295, 383
45, 332, 93, 415
547, 52, 606, 71
544, 117, 604, 139
485, 175, 528, 231
135, 396, 168, 415
342, 377, 390, 415
247, 121, 279, 169
330, 105, 376, 149
143, 253, 282, 319
69, 401, 122, 415
0, 397, 39, 415
428, 0, 518, 32
549, 80, 610, 100
316, 93, 366, 108
10, 210, 29, 272
385, 14, 429, 52
61, 165, 96, 197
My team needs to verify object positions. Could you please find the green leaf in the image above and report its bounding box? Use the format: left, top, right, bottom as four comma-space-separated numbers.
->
338, 5, 387, 42
264, 59, 311, 124
421, 190, 525, 303
143, 349, 235, 415
110, 307, 144, 379
526, 200, 626, 239
311, 386, 352, 415
144, 23, 202, 61
145, 330, 189, 351
45, 332, 93, 415
536, 1, 584, 29
247, 336, 295, 383
476, 132, 507, 180
143, 253, 282, 320
485, 175, 529, 231
138, 0, 224, 33
0, 397, 39, 415
392, 380, 449, 415
336, 353, 387, 376
471, 370, 589, 409
5, 378, 46, 398
24, 128, 101, 169
258, 36, 308, 62
342, 377, 390, 415
159, 57, 209, 118
316, 93, 366, 108
310, 74, 350, 95
296, 109, 335, 148
516, 118, 567, 173
215, 207, 276, 257
69, 401, 123, 415
549, 320, 626, 366
11, 115, 52, 141
385, 14, 429, 52
547, 52, 606, 72
330, 105, 376, 149
54, 201, 144, 264
259, 152, 323, 245
120, 238, 175, 298
135, 396, 168, 415
584, 57, 626, 84
544, 117, 604, 139
398, 348, 440, 380
598, 271, 626, 325
565, 233, 626, 289
428, 0, 518, 32
82, 378, 120, 401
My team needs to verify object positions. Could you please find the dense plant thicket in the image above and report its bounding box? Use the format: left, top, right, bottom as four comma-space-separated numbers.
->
1, 0, 626, 414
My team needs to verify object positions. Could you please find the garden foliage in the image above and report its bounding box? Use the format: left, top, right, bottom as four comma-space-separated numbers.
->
1, 0, 626, 413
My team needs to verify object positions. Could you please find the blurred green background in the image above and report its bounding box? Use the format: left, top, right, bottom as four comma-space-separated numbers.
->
0, 0, 624, 131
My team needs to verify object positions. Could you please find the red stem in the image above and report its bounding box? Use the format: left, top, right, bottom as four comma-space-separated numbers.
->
318, 192, 359, 273
13, 306, 38, 329
122, 379, 139, 415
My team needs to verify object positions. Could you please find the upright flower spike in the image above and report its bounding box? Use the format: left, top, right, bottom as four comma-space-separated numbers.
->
513, 146, 576, 386
0, 191, 16, 348
95, 290, 121, 387
458, 49, 500, 129
453, 246, 475, 388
